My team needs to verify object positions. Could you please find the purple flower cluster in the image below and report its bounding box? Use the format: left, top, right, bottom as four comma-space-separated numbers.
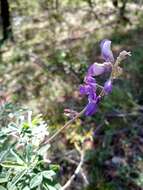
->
80, 39, 114, 116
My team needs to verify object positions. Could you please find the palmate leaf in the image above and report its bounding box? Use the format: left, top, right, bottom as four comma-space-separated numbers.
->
30, 173, 43, 189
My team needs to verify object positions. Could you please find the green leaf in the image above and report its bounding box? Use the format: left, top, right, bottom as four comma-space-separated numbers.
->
1, 161, 26, 169
32, 115, 42, 126
46, 185, 56, 190
54, 183, 62, 190
49, 164, 60, 172
42, 170, 56, 181
0, 178, 8, 184
7, 182, 17, 190
25, 144, 33, 163
38, 144, 50, 156
0, 149, 11, 162
22, 122, 30, 129
11, 169, 27, 186
0, 173, 9, 183
23, 186, 30, 190
10, 149, 25, 165
44, 181, 62, 190
0, 185, 7, 190
30, 173, 43, 189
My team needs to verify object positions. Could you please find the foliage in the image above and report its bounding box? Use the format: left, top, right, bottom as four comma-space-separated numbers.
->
0, 103, 61, 190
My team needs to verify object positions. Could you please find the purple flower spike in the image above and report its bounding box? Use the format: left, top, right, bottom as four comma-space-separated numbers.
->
104, 80, 112, 95
87, 62, 112, 76
100, 39, 114, 63
79, 39, 116, 116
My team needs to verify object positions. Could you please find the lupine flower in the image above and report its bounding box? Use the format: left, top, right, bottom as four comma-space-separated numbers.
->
84, 102, 98, 116
79, 40, 131, 116
80, 75, 97, 116
80, 75, 96, 95
84, 75, 96, 87
79, 84, 92, 95
80, 82, 96, 101
80, 76, 99, 116
87, 62, 112, 76
100, 39, 114, 63
104, 80, 113, 95
85, 96, 101, 116
79, 39, 117, 116
88, 88, 96, 102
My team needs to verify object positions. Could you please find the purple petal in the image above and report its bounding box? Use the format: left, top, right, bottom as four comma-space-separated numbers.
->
79, 84, 96, 100
84, 75, 96, 87
87, 62, 112, 76
84, 96, 101, 116
88, 89, 97, 102
79, 85, 91, 95
100, 39, 109, 49
84, 75, 96, 90
84, 102, 98, 116
100, 39, 114, 63
104, 80, 112, 94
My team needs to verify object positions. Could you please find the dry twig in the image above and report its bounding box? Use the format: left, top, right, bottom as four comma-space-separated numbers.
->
62, 151, 85, 190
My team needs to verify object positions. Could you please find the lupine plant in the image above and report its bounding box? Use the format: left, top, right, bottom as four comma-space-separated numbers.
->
47, 39, 131, 142
0, 103, 61, 190
0, 40, 131, 190
79, 39, 131, 116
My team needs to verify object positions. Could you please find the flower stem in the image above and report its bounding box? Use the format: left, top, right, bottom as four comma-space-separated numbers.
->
42, 108, 86, 144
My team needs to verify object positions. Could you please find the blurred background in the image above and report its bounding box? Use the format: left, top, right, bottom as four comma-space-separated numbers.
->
0, 0, 143, 189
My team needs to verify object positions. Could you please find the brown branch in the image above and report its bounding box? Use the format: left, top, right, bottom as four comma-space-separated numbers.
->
62, 151, 85, 190
63, 156, 89, 186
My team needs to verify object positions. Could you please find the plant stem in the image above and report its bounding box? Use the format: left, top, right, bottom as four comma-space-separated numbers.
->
42, 108, 86, 145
